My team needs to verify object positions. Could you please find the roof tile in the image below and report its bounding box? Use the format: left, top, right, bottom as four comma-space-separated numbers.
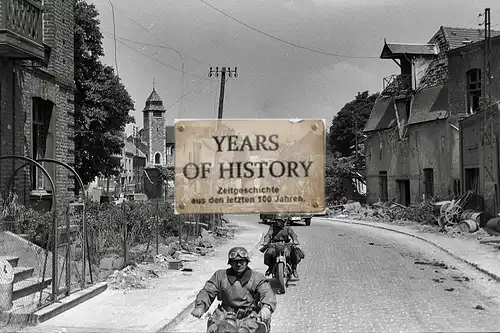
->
407, 84, 448, 125
143, 88, 166, 113
363, 96, 396, 132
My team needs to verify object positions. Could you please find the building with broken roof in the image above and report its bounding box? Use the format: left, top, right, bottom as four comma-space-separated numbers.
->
451, 34, 500, 218
363, 27, 500, 205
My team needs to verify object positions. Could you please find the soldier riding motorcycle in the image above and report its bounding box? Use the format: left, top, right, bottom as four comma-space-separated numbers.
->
191, 247, 277, 333
260, 216, 305, 279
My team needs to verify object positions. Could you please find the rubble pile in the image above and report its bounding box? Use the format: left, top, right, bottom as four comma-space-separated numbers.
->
107, 264, 152, 290
329, 195, 499, 238
330, 200, 438, 225
104, 225, 237, 289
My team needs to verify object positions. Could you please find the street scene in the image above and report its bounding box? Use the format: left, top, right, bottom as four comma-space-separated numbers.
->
1, 0, 500, 332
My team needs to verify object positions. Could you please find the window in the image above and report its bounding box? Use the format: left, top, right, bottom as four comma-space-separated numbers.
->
153, 111, 162, 118
31, 98, 54, 191
154, 152, 161, 165
423, 168, 434, 199
466, 69, 481, 115
379, 171, 388, 202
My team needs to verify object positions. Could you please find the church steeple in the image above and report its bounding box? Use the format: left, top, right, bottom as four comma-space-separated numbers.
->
142, 83, 167, 167
142, 85, 166, 113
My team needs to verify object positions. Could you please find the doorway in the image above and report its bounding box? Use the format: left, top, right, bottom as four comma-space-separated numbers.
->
396, 179, 411, 206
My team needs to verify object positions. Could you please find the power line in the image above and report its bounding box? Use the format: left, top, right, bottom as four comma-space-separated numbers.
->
102, 32, 209, 80
197, 0, 379, 59
164, 77, 207, 110
101, 30, 206, 65
107, 0, 119, 77
180, 81, 223, 113
109, 2, 200, 65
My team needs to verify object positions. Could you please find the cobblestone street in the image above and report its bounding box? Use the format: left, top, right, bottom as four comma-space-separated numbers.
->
172, 217, 500, 332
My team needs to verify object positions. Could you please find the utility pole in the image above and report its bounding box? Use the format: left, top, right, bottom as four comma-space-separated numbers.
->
209, 67, 238, 119
354, 114, 358, 159
208, 66, 238, 229
133, 126, 139, 193
485, 8, 492, 142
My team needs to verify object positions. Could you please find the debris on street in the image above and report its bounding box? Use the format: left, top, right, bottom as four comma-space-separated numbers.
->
327, 191, 500, 244
107, 264, 153, 290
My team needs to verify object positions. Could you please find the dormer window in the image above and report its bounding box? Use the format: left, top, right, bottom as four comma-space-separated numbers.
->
466, 68, 481, 115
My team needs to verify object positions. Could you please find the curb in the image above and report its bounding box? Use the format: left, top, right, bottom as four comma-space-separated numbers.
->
30, 282, 108, 325
154, 231, 264, 333
0, 282, 108, 326
318, 217, 500, 284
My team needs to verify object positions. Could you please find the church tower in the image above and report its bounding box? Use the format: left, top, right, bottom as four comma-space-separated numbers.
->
142, 84, 167, 166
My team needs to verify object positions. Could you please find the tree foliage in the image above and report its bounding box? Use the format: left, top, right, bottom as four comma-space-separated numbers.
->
155, 166, 175, 185
74, 0, 135, 185
329, 91, 379, 157
324, 147, 358, 204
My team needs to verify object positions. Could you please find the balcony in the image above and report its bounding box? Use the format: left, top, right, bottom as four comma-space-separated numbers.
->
382, 74, 412, 95
0, 0, 45, 61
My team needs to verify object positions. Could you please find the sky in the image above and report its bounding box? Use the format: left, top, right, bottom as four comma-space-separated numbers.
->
87, 0, 500, 135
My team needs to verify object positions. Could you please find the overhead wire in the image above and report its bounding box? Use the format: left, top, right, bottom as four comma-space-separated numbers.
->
102, 31, 208, 80
101, 30, 206, 65
197, 0, 379, 59
109, 2, 201, 66
107, 0, 119, 77
181, 77, 228, 114
164, 77, 207, 110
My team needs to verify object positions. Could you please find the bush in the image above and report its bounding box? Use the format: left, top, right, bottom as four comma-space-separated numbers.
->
1, 194, 188, 265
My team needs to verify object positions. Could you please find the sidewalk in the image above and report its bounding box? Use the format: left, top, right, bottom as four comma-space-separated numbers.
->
21, 218, 265, 333
318, 217, 500, 282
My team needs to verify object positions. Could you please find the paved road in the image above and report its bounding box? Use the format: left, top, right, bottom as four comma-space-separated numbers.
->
171, 217, 500, 332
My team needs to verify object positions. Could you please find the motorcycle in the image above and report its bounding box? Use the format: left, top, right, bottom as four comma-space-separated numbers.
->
261, 241, 293, 294
205, 310, 270, 333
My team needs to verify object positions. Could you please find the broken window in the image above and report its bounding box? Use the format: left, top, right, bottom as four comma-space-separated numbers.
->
465, 168, 480, 193
31, 98, 55, 191
379, 171, 388, 202
423, 168, 434, 199
466, 69, 481, 115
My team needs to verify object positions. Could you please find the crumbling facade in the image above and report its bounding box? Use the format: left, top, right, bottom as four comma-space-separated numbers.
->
363, 27, 500, 205
453, 35, 500, 218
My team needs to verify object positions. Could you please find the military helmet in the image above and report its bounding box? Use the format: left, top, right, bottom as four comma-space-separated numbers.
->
274, 216, 286, 226
227, 246, 250, 264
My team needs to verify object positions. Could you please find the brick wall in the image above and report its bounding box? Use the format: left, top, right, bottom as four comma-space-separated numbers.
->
0, 0, 76, 210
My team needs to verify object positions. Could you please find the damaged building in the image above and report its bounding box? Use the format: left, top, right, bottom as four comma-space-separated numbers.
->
363, 27, 500, 205
453, 34, 500, 219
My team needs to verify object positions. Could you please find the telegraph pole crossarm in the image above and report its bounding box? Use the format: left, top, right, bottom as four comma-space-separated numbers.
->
209, 66, 238, 119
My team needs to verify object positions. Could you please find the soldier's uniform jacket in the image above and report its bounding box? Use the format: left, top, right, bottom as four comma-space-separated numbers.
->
194, 267, 277, 314
263, 225, 298, 244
